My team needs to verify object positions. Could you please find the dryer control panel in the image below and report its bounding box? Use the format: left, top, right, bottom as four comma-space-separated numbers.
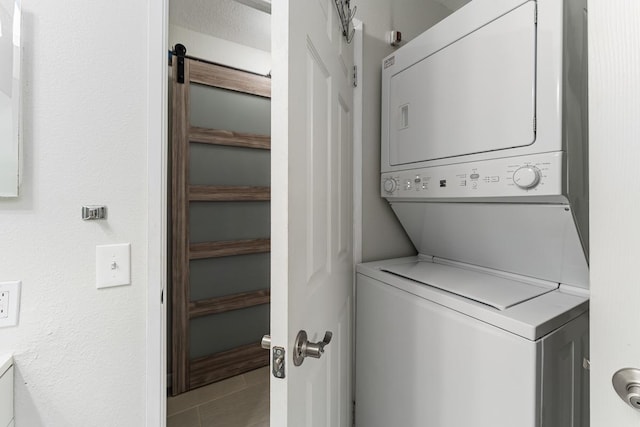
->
381, 152, 563, 199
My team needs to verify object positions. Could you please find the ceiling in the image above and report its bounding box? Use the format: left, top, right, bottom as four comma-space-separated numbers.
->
169, 0, 271, 52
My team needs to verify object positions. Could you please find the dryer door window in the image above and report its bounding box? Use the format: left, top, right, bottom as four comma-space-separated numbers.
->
388, 1, 537, 166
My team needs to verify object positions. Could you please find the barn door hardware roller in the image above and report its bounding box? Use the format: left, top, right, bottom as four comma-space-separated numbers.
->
173, 44, 187, 84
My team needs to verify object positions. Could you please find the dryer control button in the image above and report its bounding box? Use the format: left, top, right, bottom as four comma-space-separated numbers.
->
383, 178, 397, 193
513, 166, 541, 189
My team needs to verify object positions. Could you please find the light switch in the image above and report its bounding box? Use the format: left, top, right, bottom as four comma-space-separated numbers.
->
96, 244, 131, 289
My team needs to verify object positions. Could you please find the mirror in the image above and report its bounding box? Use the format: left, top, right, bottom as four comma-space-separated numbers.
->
0, 0, 21, 197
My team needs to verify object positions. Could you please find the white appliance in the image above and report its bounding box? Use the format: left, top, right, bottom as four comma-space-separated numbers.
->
357, 257, 589, 427
0, 355, 14, 427
356, 0, 589, 425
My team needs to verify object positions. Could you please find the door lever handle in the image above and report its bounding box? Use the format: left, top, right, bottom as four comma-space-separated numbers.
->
293, 330, 333, 366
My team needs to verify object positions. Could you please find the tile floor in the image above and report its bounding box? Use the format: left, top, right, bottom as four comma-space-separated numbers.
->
167, 367, 270, 427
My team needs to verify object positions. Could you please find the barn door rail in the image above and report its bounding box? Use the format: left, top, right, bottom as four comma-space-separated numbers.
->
333, 0, 357, 43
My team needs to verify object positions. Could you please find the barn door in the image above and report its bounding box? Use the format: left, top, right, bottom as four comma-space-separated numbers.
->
170, 49, 272, 395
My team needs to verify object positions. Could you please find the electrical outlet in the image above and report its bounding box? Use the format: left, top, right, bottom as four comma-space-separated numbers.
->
0, 281, 21, 327
0, 291, 8, 318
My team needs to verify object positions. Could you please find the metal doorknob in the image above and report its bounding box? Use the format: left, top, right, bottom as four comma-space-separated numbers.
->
612, 368, 640, 409
293, 330, 332, 366
261, 335, 271, 350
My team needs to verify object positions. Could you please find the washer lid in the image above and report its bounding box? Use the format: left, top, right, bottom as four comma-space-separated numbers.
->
382, 261, 557, 311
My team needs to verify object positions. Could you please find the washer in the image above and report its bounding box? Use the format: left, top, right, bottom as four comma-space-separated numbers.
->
355, 256, 589, 427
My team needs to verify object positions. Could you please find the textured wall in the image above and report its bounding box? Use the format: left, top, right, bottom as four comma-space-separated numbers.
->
357, 0, 453, 262
0, 1, 149, 425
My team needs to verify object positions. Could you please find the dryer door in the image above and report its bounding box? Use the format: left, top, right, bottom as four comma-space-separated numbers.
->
388, 1, 537, 166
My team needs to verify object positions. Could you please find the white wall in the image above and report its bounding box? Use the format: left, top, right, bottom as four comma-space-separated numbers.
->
390, 0, 459, 41
0, 2, 150, 425
357, 0, 452, 262
589, 1, 640, 425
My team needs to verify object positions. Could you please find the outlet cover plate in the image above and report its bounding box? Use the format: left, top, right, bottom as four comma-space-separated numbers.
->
96, 243, 131, 289
0, 291, 7, 319
0, 281, 21, 327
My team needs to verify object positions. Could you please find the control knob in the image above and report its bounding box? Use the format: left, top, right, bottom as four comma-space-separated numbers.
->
513, 166, 541, 189
383, 178, 397, 194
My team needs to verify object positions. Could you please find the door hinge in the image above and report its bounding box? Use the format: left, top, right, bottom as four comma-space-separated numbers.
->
174, 43, 187, 84
533, 115, 537, 134
353, 65, 358, 88
534, 4, 538, 24
352, 400, 356, 425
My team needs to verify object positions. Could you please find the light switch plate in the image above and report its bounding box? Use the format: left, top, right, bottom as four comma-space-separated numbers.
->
96, 244, 131, 289
0, 281, 21, 328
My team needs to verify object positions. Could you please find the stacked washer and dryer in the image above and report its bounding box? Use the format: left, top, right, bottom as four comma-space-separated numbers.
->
356, 0, 589, 426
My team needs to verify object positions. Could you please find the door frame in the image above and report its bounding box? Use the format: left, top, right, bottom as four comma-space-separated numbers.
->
146, 0, 168, 425
145, 2, 363, 425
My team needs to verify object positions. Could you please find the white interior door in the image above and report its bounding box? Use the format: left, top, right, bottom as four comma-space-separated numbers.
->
271, 0, 355, 426
590, 1, 640, 425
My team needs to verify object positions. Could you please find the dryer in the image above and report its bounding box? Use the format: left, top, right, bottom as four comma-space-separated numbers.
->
356, 0, 589, 425
380, 0, 589, 256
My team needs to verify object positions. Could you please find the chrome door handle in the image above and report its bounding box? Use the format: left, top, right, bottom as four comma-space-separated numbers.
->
613, 368, 640, 410
261, 334, 271, 350
293, 330, 332, 366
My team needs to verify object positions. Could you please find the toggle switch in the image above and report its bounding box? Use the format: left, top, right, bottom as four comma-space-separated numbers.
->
96, 243, 131, 289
